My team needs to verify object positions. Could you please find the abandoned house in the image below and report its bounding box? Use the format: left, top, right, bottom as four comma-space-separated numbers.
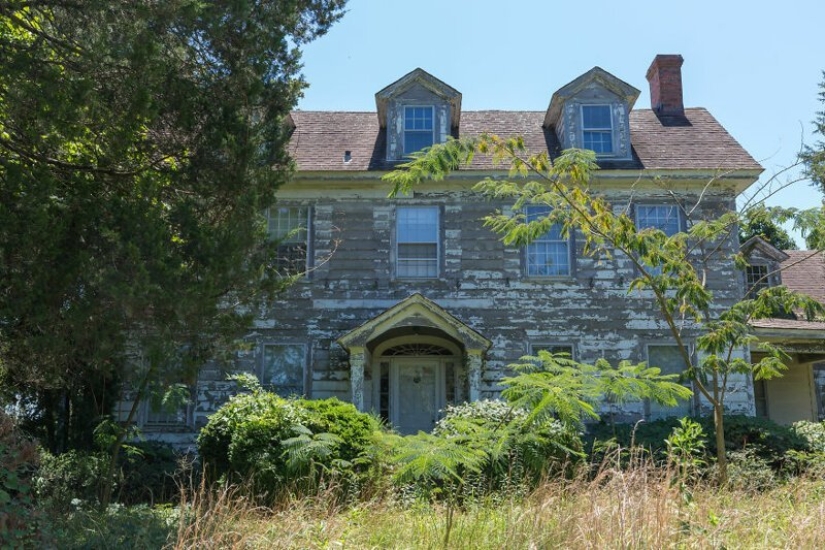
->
134, 54, 825, 443
741, 238, 825, 424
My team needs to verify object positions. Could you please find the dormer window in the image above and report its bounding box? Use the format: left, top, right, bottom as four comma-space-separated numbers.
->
375, 69, 461, 161
404, 106, 434, 155
582, 105, 613, 154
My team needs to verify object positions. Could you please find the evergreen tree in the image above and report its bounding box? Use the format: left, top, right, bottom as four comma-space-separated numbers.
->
0, 1, 346, 455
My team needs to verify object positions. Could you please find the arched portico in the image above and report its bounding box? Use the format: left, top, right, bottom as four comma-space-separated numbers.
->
337, 294, 491, 433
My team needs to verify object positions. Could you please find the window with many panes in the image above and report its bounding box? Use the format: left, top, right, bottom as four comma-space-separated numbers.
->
403, 106, 434, 155
745, 264, 770, 298
396, 206, 439, 278
525, 206, 570, 277
582, 105, 613, 154
262, 344, 306, 397
647, 345, 691, 420
635, 204, 680, 235
267, 206, 308, 275
635, 204, 680, 275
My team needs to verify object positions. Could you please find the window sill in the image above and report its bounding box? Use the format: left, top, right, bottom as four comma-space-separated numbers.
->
525, 275, 576, 284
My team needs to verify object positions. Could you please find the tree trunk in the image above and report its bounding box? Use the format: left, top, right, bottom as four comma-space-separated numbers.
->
714, 403, 727, 484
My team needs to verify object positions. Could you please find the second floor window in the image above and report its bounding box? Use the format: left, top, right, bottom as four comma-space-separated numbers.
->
635, 204, 680, 236
403, 106, 434, 155
582, 105, 613, 154
525, 206, 570, 277
267, 206, 309, 275
397, 206, 439, 278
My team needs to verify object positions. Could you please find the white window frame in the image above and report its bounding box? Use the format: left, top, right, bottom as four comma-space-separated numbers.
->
403, 105, 435, 156
267, 205, 310, 274
524, 206, 571, 277
634, 203, 681, 276
396, 205, 440, 279
634, 204, 681, 236
261, 343, 307, 397
745, 263, 770, 298
142, 387, 193, 430
581, 104, 614, 155
646, 344, 693, 420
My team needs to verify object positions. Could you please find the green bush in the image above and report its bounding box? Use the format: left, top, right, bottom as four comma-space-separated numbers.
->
701, 415, 810, 469
198, 392, 382, 495
117, 441, 188, 505
792, 420, 825, 452
197, 391, 299, 480
36, 441, 186, 511
0, 410, 43, 547
586, 417, 685, 460
35, 450, 108, 511
432, 400, 584, 489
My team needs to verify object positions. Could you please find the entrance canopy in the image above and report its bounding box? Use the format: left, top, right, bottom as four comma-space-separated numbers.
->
337, 293, 491, 354
336, 294, 491, 413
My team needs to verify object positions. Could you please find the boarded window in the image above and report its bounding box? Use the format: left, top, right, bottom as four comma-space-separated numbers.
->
647, 345, 692, 420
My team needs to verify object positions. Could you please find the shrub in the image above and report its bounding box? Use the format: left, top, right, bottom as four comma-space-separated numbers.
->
792, 420, 825, 452
197, 391, 299, 481
700, 415, 810, 470
117, 441, 189, 505
297, 398, 383, 464
198, 392, 382, 496
0, 410, 42, 547
35, 450, 108, 512
432, 400, 584, 490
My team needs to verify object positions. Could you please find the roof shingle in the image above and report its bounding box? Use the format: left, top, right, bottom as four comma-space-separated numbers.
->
288, 108, 762, 173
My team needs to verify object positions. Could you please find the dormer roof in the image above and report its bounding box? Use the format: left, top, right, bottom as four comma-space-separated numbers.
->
741, 236, 791, 263
374, 68, 462, 128
543, 66, 641, 128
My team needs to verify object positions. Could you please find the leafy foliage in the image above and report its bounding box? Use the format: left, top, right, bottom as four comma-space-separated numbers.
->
0, 410, 43, 547
502, 351, 693, 428
383, 135, 825, 483
738, 204, 797, 249
801, 72, 825, 196
198, 390, 381, 497
432, 400, 584, 489
0, 0, 347, 458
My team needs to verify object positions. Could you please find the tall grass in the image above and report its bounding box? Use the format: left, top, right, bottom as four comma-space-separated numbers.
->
162, 452, 825, 549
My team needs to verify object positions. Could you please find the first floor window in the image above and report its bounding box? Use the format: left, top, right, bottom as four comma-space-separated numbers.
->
525, 206, 570, 276
267, 206, 309, 275
262, 344, 306, 397
143, 384, 192, 428
397, 206, 439, 278
404, 105, 434, 155
647, 345, 691, 420
582, 104, 613, 154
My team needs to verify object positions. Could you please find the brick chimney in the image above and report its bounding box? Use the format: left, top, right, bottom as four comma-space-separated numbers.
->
646, 54, 684, 116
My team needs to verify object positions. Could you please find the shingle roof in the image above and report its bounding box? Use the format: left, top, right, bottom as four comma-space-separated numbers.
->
781, 250, 825, 304
750, 318, 825, 332
288, 108, 762, 173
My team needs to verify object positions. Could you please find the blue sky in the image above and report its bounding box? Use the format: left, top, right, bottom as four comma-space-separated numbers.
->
296, 0, 824, 244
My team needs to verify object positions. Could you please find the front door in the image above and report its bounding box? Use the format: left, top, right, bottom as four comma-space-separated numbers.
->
391, 358, 444, 434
